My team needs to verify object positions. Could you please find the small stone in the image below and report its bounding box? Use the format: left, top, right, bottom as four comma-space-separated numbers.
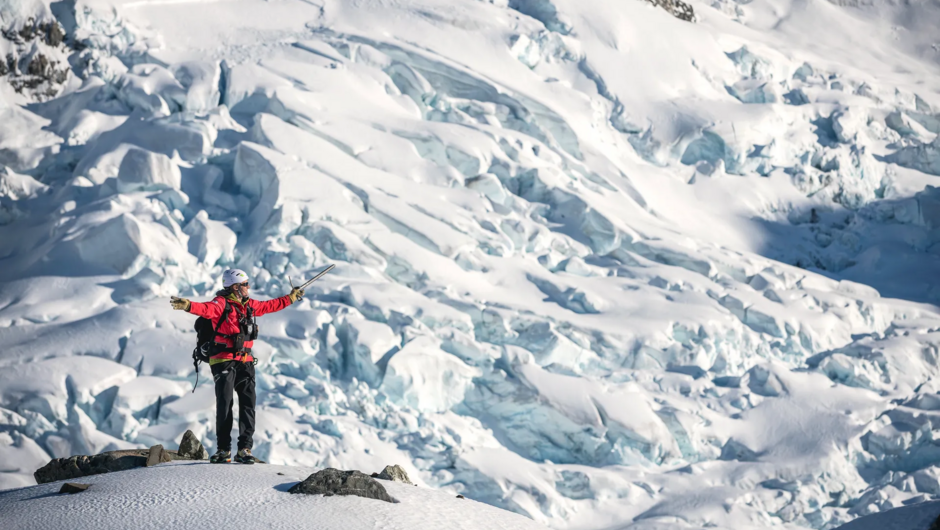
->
456, 494, 465, 499
376, 464, 412, 485
177, 430, 209, 460
146, 445, 171, 467
59, 483, 90, 494
277, 472, 285, 476
289, 468, 396, 503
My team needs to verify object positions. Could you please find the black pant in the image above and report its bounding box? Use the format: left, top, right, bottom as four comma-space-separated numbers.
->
211, 361, 256, 452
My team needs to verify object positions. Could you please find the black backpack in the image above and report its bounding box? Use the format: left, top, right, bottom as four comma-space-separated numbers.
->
191, 301, 232, 392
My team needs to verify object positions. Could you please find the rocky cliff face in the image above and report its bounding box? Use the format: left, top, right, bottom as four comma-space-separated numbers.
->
1, 11, 71, 100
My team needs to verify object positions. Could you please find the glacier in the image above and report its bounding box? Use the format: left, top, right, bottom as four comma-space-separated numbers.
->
1, 0, 940, 528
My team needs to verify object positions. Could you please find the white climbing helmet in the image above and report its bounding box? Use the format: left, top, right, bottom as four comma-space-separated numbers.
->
222, 269, 250, 288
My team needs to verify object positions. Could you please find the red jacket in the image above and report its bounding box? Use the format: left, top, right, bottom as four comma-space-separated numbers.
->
189, 294, 293, 363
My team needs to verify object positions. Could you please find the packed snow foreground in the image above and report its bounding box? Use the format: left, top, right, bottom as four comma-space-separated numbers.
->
2, 0, 940, 527
0, 460, 549, 530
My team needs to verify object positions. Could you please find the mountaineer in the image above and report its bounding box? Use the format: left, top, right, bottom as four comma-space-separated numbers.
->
169, 269, 304, 464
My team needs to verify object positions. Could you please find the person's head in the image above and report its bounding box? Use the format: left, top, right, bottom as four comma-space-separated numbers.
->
222, 269, 250, 299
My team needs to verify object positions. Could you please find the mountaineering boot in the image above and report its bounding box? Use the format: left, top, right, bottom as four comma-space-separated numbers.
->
235, 448, 264, 464
210, 450, 231, 464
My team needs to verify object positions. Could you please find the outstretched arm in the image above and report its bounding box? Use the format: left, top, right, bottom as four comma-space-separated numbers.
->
189, 298, 226, 319
250, 295, 294, 316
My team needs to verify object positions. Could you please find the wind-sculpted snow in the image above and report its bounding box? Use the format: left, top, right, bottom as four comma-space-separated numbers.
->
2, 0, 940, 529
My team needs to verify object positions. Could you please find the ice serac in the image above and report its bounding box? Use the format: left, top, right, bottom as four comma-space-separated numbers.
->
171, 61, 222, 114
891, 136, 940, 176
233, 141, 289, 233
184, 211, 236, 266
380, 336, 480, 412
59, 214, 146, 274
117, 147, 181, 192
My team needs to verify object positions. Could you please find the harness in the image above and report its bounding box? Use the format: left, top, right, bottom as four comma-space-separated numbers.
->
191, 299, 259, 392
214, 300, 258, 356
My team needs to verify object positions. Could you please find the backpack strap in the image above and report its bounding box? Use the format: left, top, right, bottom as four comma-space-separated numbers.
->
214, 301, 233, 338
191, 300, 234, 393
211, 301, 241, 353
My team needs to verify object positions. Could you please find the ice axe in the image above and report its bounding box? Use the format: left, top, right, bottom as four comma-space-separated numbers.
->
289, 264, 336, 292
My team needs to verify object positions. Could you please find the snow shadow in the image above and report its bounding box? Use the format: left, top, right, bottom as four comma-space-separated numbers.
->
273, 481, 299, 492
749, 194, 940, 306
19, 490, 61, 501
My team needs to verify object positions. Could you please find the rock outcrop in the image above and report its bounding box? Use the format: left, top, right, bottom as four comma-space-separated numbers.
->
35, 449, 149, 484
0, 15, 71, 100
34, 430, 208, 483
288, 468, 397, 503
375, 464, 412, 485
647, 0, 695, 21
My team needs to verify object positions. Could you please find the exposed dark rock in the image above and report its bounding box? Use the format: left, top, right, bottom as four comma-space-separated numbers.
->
1, 17, 71, 100
34, 446, 192, 484
647, 0, 695, 21
376, 464, 412, 485
59, 483, 91, 494
288, 468, 397, 503
46, 22, 65, 47
35, 450, 149, 484
27, 54, 49, 76
456, 494, 465, 499
12, 19, 66, 47
146, 445, 171, 467
177, 430, 209, 460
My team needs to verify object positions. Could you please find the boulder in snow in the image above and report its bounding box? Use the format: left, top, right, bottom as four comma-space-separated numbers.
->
375, 464, 412, 485
176, 430, 208, 460
34, 449, 149, 484
288, 468, 397, 503
145, 445, 171, 467
59, 483, 91, 494
33, 445, 205, 483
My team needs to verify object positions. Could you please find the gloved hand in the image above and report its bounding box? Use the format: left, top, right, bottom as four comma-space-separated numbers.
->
170, 296, 191, 311
289, 287, 305, 303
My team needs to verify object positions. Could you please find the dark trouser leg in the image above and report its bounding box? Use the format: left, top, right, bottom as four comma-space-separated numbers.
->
211, 362, 236, 452
234, 362, 256, 451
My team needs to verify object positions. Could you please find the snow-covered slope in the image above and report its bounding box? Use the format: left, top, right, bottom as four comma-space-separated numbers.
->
0, 461, 548, 530
2, 0, 940, 528
833, 500, 940, 530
